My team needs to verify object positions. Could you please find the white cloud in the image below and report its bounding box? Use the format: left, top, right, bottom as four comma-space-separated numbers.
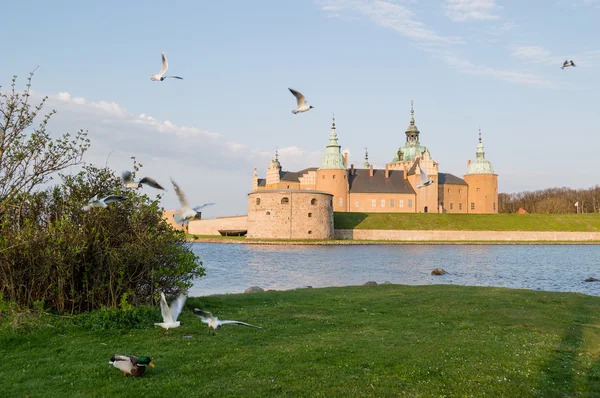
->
55, 91, 128, 117
444, 0, 501, 22
511, 45, 552, 60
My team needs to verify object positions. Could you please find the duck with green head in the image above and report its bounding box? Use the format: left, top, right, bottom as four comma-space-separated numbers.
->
109, 355, 155, 376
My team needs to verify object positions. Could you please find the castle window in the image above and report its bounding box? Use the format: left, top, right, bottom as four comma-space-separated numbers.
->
447, 189, 450, 193
281, 197, 289, 204
471, 203, 475, 210
476, 188, 480, 192
333, 175, 336, 179
450, 203, 453, 210
338, 197, 343, 207
308, 230, 312, 235
344, 175, 346, 180
256, 198, 261, 205
371, 199, 376, 208
459, 203, 462, 210
311, 198, 317, 205
380, 199, 385, 208
287, 185, 290, 189
355, 201, 359, 208
399, 200, 404, 208
390, 199, 395, 208
459, 189, 462, 194
308, 212, 312, 218
493, 202, 496, 211
266, 211, 270, 215
408, 199, 413, 208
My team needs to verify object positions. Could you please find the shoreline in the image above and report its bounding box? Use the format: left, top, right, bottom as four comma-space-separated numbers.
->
187, 237, 600, 245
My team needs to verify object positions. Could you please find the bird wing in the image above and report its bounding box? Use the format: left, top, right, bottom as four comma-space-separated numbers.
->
159, 292, 173, 324
419, 166, 428, 184
193, 203, 216, 212
169, 294, 187, 322
572, 61, 576, 66
139, 177, 166, 190
160, 52, 169, 74
112, 355, 136, 364
164, 76, 183, 79
192, 308, 214, 324
220, 320, 263, 329
87, 195, 98, 204
288, 88, 306, 107
122, 170, 134, 184
170, 178, 190, 210
102, 195, 129, 203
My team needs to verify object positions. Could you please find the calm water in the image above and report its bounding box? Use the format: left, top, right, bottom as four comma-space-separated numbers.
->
189, 243, 600, 297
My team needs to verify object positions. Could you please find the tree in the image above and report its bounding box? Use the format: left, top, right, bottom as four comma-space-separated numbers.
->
0, 70, 90, 215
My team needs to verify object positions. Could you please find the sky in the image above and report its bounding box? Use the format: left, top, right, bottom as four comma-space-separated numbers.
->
2, 0, 599, 217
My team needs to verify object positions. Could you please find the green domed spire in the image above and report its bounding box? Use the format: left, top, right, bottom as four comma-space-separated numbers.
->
320, 115, 347, 170
391, 100, 428, 162
363, 147, 370, 168
466, 128, 495, 175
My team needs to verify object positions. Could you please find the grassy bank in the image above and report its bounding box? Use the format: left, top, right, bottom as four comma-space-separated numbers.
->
335, 212, 600, 231
2, 285, 600, 396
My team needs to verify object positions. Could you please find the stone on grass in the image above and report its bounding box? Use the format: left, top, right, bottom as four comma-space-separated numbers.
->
363, 281, 378, 286
431, 268, 447, 276
244, 286, 265, 293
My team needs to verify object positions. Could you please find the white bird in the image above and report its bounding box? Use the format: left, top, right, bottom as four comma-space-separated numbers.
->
154, 291, 187, 335
122, 170, 166, 190
561, 60, 576, 70
82, 194, 128, 211
151, 51, 183, 81
170, 178, 216, 226
289, 88, 314, 114
417, 165, 434, 189
193, 309, 262, 335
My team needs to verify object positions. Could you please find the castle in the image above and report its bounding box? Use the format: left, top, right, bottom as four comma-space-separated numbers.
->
252, 102, 498, 216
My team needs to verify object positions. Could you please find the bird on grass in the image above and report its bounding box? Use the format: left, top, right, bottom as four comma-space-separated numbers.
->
109, 355, 155, 377
154, 291, 186, 335
561, 60, 576, 69
193, 308, 262, 335
417, 165, 434, 189
82, 194, 128, 211
151, 51, 183, 81
170, 178, 216, 226
122, 170, 166, 190
289, 88, 314, 114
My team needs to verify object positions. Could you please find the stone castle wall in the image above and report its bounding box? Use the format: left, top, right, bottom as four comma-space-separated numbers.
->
464, 174, 498, 214
188, 216, 248, 236
247, 190, 334, 239
335, 229, 600, 241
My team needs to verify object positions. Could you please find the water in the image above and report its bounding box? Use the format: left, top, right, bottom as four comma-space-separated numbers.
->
189, 243, 600, 297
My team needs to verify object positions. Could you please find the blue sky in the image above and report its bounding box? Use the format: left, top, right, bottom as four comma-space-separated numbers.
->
2, 0, 599, 216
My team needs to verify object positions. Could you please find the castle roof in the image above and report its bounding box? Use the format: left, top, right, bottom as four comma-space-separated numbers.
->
438, 173, 467, 186
280, 167, 318, 182
320, 118, 347, 170
348, 169, 415, 194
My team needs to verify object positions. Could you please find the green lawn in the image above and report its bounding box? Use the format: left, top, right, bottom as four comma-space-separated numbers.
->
335, 212, 600, 231
2, 285, 600, 396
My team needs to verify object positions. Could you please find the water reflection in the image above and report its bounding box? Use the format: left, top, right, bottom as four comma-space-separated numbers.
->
190, 243, 600, 297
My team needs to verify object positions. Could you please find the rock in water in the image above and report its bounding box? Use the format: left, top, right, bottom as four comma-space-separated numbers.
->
585, 277, 598, 282
431, 268, 447, 275
244, 286, 265, 293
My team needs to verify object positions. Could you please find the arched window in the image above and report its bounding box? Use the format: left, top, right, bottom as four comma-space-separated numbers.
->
308, 230, 312, 235
308, 213, 312, 218
281, 197, 289, 204
266, 211, 271, 215
256, 198, 261, 205
311, 198, 317, 205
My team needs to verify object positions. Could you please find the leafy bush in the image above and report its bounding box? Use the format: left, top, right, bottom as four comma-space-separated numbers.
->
73, 306, 161, 332
0, 162, 204, 313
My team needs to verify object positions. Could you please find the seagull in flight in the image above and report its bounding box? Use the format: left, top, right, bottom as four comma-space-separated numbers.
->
561, 60, 576, 70
417, 165, 434, 189
82, 194, 128, 211
193, 309, 262, 335
154, 292, 186, 335
151, 51, 183, 81
122, 170, 166, 190
170, 178, 216, 226
289, 88, 314, 114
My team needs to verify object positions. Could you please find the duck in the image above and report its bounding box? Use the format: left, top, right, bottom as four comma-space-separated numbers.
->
109, 355, 155, 377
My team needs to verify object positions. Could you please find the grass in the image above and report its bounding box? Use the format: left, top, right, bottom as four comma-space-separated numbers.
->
2, 285, 600, 397
335, 212, 600, 231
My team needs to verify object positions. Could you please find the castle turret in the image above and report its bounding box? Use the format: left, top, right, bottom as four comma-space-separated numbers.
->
464, 129, 498, 213
391, 100, 429, 163
316, 116, 349, 211
265, 148, 282, 188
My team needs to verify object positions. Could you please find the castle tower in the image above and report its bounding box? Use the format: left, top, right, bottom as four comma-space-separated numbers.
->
316, 116, 349, 211
391, 101, 429, 163
265, 148, 282, 189
464, 129, 498, 213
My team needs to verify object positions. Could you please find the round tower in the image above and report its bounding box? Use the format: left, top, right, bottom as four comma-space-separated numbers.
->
463, 129, 498, 214
316, 116, 349, 211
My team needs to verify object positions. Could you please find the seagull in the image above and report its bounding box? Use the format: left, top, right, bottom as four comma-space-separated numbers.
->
417, 165, 434, 189
82, 194, 128, 211
109, 355, 155, 377
561, 60, 576, 70
288, 88, 314, 114
151, 51, 183, 81
154, 291, 186, 335
193, 309, 262, 335
170, 178, 216, 226
122, 170, 166, 190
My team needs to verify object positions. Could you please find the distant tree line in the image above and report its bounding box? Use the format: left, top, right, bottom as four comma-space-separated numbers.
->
499, 186, 600, 214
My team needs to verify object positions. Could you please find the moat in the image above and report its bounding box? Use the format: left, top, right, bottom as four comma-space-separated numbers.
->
189, 243, 600, 297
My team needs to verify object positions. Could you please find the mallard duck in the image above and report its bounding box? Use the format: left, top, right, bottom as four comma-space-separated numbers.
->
109, 355, 155, 377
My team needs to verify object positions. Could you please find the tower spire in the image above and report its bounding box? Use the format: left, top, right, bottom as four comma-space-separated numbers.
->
319, 117, 346, 169
363, 147, 370, 168
275, 146, 279, 161
478, 127, 482, 143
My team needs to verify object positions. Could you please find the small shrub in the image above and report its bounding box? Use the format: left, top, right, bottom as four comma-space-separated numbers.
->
73, 306, 160, 332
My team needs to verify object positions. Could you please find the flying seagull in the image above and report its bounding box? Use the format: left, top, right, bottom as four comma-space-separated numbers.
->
561, 60, 576, 70
109, 355, 155, 377
417, 165, 434, 189
82, 194, 128, 211
288, 88, 314, 114
122, 170, 166, 190
151, 51, 183, 81
170, 178, 216, 226
154, 291, 186, 335
193, 309, 262, 335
